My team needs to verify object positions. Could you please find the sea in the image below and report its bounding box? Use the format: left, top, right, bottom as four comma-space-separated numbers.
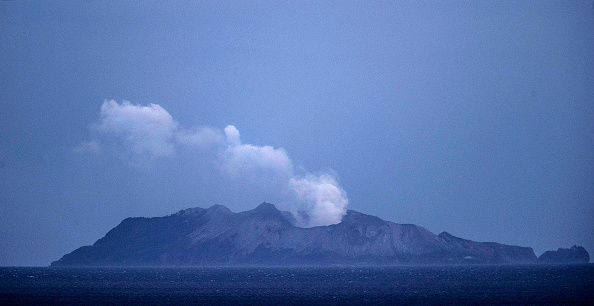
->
1, 265, 593, 305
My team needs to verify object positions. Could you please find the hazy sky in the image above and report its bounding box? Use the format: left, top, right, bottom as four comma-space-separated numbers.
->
1, 1, 593, 266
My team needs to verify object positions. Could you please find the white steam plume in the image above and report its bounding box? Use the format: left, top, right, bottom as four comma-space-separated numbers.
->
176, 126, 225, 148
92, 100, 178, 159
221, 125, 293, 178
289, 175, 348, 227
79, 100, 348, 227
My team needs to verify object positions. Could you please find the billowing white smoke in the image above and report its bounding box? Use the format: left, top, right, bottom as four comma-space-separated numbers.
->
79, 100, 348, 227
222, 125, 293, 179
93, 100, 178, 159
290, 175, 348, 227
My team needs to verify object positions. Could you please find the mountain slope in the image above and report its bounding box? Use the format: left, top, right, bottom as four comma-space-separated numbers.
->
51, 203, 584, 266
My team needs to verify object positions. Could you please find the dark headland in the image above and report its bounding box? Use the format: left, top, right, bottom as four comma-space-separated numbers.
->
51, 203, 589, 266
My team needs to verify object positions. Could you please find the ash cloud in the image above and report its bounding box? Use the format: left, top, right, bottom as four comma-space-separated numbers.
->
79, 100, 348, 227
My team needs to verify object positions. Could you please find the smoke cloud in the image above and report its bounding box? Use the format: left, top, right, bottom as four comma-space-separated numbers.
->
80, 100, 348, 227
176, 126, 224, 148
91, 100, 178, 160
221, 125, 293, 179
290, 174, 348, 227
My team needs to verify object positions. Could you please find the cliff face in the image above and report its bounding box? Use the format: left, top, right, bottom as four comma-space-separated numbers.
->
538, 246, 590, 264
437, 232, 537, 264
51, 203, 582, 266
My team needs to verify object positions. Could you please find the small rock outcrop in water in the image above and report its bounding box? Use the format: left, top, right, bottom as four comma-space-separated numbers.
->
538, 245, 590, 264
51, 203, 587, 266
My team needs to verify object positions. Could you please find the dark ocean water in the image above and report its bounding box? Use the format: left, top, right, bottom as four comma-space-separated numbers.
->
1, 265, 593, 305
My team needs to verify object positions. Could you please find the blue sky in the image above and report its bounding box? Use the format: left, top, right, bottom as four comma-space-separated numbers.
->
1, 0, 593, 265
